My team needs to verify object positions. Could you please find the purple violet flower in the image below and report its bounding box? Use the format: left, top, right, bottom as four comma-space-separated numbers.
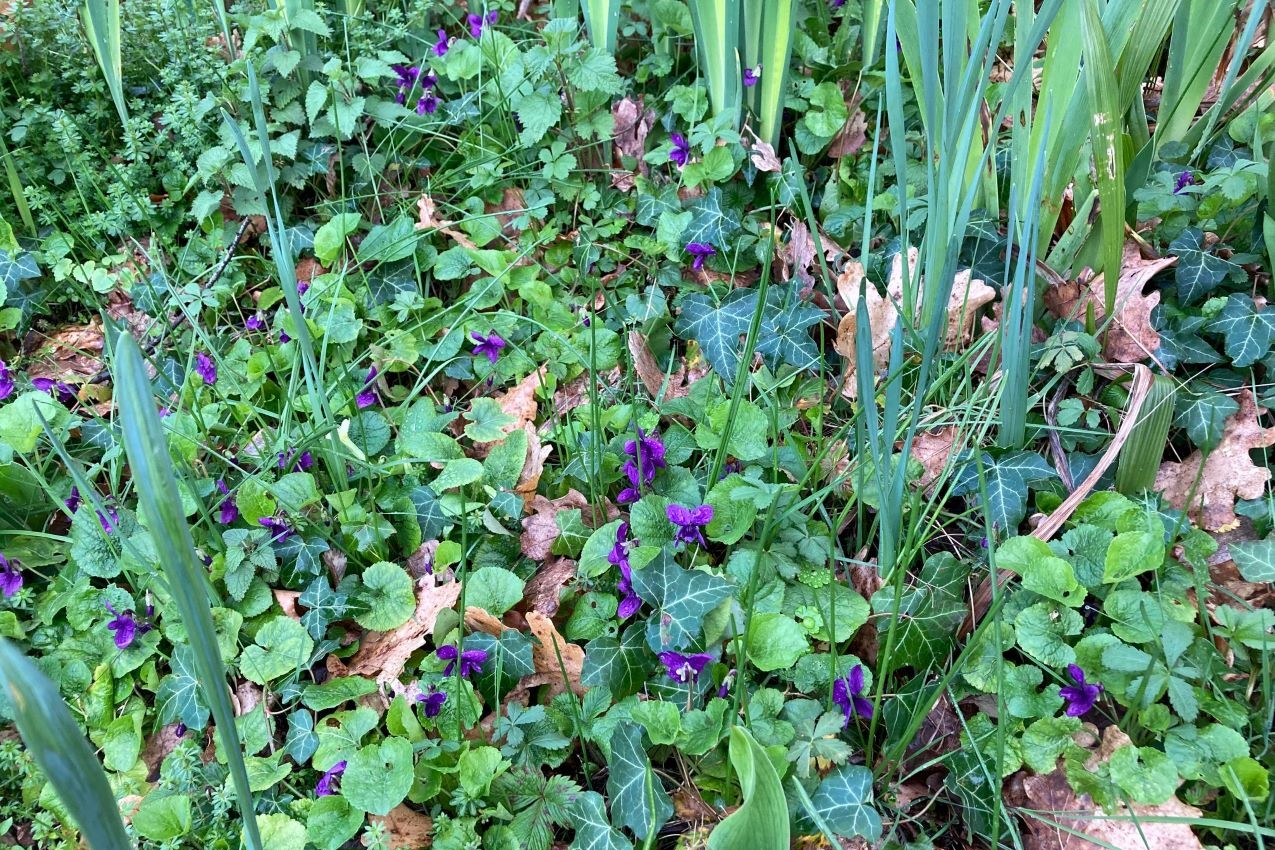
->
279, 330, 291, 344
316, 760, 347, 796
609, 522, 642, 619
0, 554, 21, 598
686, 242, 716, 271
433, 29, 451, 56
471, 331, 506, 364
245, 314, 265, 332
658, 651, 713, 684
0, 361, 13, 400
1173, 171, 1193, 194
259, 516, 294, 542
666, 503, 713, 547
743, 64, 761, 87
65, 486, 81, 513
832, 665, 873, 723
278, 449, 314, 472
356, 366, 380, 409
104, 600, 154, 650
468, 9, 498, 37
717, 668, 735, 699
437, 644, 488, 678
215, 479, 238, 524
1060, 664, 1103, 717
195, 352, 217, 386
98, 507, 120, 534
669, 132, 690, 169
32, 377, 77, 405
624, 428, 666, 483
297, 281, 311, 296
416, 687, 447, 717
417, 94, 439, 115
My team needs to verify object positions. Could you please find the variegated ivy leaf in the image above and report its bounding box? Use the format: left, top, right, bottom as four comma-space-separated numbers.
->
606, 723, 672, 841
568, 791, 634, 850
630, 549, 733, 651
1170, 227, 1239, 304
581, 625, 651, 699
675, 288, 757, 381
951, 451, 1056, 532
806, 764, 882, 841
1205, 294, 1275, 367
1174, 390, 1239, 451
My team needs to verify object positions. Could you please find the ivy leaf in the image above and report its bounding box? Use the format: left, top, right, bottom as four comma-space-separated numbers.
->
756, 285, 825, 372
300, 575, 350, 640
952, 451, 1056, 532
805, 764, 882, 841
1229, 539, 1275, 582
283, 710, 318, 763
1170, 228, 1239, 304
868, 552, 969, 668
569, 791, 633, 850
581, 626, 652, 698
1205, 294, 1275, 367
155, 646, 210, 731
606, 723, 672, 841
683, 188, 741, 247
630, 549, 733, 651
674, 288, 758, 381
1175, 390, 1239, 450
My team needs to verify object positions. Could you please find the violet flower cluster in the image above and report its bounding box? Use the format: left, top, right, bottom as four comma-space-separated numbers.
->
618, 427, 666, 503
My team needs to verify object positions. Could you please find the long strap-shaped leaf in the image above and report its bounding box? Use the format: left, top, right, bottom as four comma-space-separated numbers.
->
81, 0, 128, 128
706, 726, 789, 850
0, 639, 131, 850
581, 0, 621, 55
113, 333, 263, 850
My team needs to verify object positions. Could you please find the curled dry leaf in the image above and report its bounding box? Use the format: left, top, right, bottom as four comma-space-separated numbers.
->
882, 248, 996, 351
627, 331, 704, 400
833, 259, 898, 399
828, 97, 868, 159
415, 193, 477, 249
748, 137, 782, 173
524, 611, 585, 697
486, 187, 526, 238
1155, 389, 1275, 532
369, 804, 434, 850
27, 317, 105, 386
1044, 241, 1173, 362
550, 366, 623, 423
294, 257, 328, 286
515, 423, 552, 505
273, 589, 301, 620
781, 220, 817, 294
910, 426, 960, 492
522, 555, 577, 617
341, 573, 462, 686
612, 96, 655, 163
520, 489, 591, 560
141, 724, 187, 781
495, 366, 547, 434
406, 540, 439, 579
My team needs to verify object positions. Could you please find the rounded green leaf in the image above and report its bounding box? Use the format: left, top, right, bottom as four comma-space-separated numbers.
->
240, 616, 315, 684
355, 562, 416, 631
342, 737, 414, 815
746, 613, 809, 672
306, 796, 364, 850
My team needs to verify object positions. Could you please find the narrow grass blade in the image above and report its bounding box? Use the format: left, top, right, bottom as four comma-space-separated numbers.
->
0, 136, 35, 236
0, 639, 131, 850
688, 0, 741, 125
113, 332, 263, 850
81, 0, 128, 128
1079, 0, 1123, 315
1158, 0, 1242, 144
581, 0, 621, 54
860, 0, 884, 68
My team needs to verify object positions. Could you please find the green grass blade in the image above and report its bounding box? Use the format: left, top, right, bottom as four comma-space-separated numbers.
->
1157, 0, 1241, 144
81, 0, 128, 128
0, 639, 131, 850
0, 135, 35, 236
113, 332, 263, 850
688, 0, 741, 125
1079, 0, 1124, 315
860, 0, 884, 68
581, 0, 621, 54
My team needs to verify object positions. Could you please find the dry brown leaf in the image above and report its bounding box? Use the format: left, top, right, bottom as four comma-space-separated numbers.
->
495, 367, 547, 433
828, 100, 868, 159
525, 611, 585, 697
415, 193, 477, 249
515, 423, 553, 504
486, 188, 526, 237
629, 331, 667, 398
464, 606, 508, 636
140, 724, 187, 781
28, 318, 105, 384
342, 573, 462, 685
1155, 390, 1275, 532
781, 220, 817, 294
549, 366, 623, 422
833, 259, 898, 399
1045, 242, 1174, 362
407, 540, 439, 579
1008, 770, 1203, 850
273, 589, 301, 620
294, 257, 327, 286
369, 804, 434, 849
106, 289, 152, 339
883, 250, 996, 351
749, 137, 782, 172
613, 96, 655, 162
911, 427, 960, 492
520, 489, 591, 559
522, 556, 577, 617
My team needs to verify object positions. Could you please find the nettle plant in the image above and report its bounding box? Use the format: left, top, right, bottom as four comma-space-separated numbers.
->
953, 491, 1272, 821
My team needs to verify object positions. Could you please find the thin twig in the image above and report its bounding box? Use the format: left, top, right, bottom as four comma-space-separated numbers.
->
1045, 374, 1076, 492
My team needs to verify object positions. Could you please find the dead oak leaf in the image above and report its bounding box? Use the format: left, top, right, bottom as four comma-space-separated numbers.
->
369, 804, 433, 849
522, 555, 577, 617
612, 96, 655, 163
1045, 242, 1174, 362
833, 259, 898, 399
342, 573, 461, 685
828, 98, 868, 159
495, 366, 547, 433
1155, 389, 1275, 532
520, 489, 590, 560
883, 249, 996, 351
910, 426, 960, 492
525, 611, 585, 697
1007, 769, 1203, 850
781, 220, 817, 294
